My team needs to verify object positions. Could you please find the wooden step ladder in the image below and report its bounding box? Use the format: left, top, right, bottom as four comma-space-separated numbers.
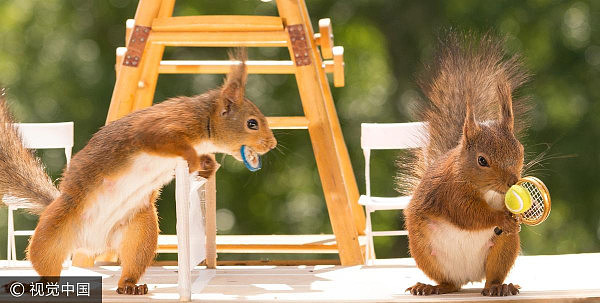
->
104, 0, 366, 266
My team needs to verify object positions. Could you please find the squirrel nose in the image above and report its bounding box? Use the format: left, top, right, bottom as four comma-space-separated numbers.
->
269, 138, 277, 150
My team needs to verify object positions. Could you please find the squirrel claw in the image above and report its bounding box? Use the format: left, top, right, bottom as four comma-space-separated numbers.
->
406, 282, 456, 296
116, 283, 148, 295
481, 283, 520, 296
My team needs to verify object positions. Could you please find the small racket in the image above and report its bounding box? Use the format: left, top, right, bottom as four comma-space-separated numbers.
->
494, 176, 551, 235
514, 176, 551, 225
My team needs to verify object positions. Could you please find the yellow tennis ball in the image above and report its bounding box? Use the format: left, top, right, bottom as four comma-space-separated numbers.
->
505, 184, 532, 214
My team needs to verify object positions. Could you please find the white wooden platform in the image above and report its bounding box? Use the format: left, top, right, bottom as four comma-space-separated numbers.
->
157, 234, 367, 254
1, 253, 599, 302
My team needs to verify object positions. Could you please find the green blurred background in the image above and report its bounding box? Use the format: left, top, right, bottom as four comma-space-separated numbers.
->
0, 0, 598, 262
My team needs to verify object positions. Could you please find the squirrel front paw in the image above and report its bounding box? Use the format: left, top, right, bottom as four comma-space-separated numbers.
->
497, 211, 521, 235
194, 154, 216, 178
188, 154, 216, 177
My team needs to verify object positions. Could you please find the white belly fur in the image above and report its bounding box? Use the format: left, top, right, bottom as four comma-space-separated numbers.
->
77, 142, 222, 254
77, 153, 177, 254
429, 220, 495, 286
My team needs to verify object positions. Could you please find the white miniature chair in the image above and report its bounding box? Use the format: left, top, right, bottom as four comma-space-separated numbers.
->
358, 122, 427, 265
5, 122, 74, 264
174, 159, 217, 301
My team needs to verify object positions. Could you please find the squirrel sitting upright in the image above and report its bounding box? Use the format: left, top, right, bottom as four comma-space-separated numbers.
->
0, 49, 276, 295
401, 32, 531, 296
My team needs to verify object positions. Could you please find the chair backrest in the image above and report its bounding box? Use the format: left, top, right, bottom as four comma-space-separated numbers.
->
14, 122, 75, 164
360, 122, 428, 197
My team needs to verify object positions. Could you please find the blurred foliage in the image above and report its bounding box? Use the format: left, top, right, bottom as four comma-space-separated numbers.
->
0, 0, 598, 262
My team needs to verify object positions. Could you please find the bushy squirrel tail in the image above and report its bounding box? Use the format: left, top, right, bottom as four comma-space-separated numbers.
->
0, 91, 59, 214
397, 30, 531, 194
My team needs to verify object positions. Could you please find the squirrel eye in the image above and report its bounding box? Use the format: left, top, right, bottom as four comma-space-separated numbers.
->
247, 119, 258, 130
478, 156, 489, 167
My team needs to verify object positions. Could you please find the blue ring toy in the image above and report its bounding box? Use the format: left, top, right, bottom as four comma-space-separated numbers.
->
241, 145, 261, 172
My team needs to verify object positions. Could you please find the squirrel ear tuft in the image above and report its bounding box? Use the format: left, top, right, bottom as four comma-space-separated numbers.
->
462, 94, 479, 146
497, 82, 514, 132
220, 48, 248, 106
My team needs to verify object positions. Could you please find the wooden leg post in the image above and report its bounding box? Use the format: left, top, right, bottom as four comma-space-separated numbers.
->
276, 0, 364, 265
295, 0, 365, 237
131, 43, 165, 110
106, 0, 162, 123
131, 0, 175, 111
205, 155, 217, 269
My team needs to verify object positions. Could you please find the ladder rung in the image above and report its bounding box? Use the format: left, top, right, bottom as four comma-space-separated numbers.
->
152, 16, 284, 32
267, 117, 309, 129
149, 31, 288, 47
370, 231, 408, 237
13, 230, 34, 236
159, 60, 336, 74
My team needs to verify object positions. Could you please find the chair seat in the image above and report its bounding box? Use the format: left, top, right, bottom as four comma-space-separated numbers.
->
358, 195, 411, 211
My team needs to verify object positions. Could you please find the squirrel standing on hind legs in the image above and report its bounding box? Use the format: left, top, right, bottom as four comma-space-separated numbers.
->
0, 49, 277, 295
401, 31, 532, 296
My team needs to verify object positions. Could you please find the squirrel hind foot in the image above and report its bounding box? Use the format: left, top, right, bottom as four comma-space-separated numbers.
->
116, 283, 148, 295
406, 282, 459, 295
481, 283, 520, 296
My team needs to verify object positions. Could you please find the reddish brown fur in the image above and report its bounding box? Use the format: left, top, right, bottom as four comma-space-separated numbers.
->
401, 32, 530, 296
0, 91, 59, 214
116, 191, 159, 295
1, 49, 276, 295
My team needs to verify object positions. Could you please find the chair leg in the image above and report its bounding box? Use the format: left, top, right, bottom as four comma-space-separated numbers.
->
8, 206, 16, 264
7, 208, 11, 264
364, 208, 374, 265
368, 228, 376, 264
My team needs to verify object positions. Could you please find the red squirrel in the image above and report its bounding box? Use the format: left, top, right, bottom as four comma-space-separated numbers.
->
0, 50, 276, 295
401, 32, 531, 296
